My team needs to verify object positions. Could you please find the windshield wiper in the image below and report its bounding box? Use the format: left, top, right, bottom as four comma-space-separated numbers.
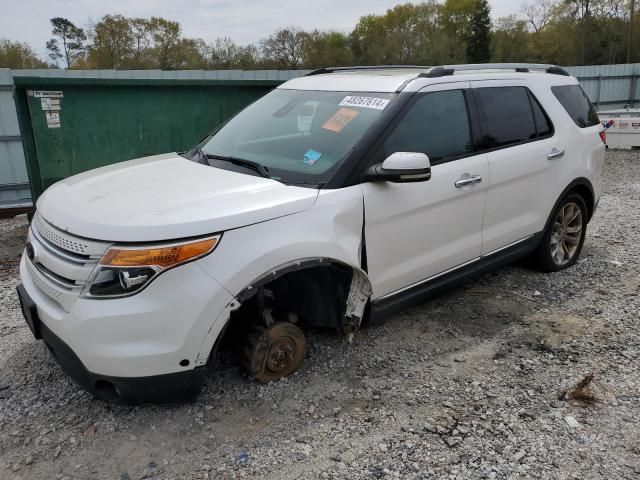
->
201, 151, 271, 178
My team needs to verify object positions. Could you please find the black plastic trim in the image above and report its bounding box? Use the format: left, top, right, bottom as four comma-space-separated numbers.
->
546, 66, 570, 76
418, 67, 455, 78
369, 232, 543, 324
305, 65, 429, 76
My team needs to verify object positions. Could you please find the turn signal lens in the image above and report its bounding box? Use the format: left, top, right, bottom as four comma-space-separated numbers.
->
81, 236, 221, 299
101, 237, 219, 268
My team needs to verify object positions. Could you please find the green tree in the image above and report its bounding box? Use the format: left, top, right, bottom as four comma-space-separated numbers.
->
467, 0, 491, 62
209, 37, 260, 68
130, 18, 153, 68
350, 2, 456, 65
46, 17, 86, 68
88, 15, 134, 68
441, 0, 491, 63
0, 39, 48, 68
172, 38, 209, 69
491, 16, 530, 62
303, 31, 353, 68
261, 28, 307, 68
148, 17, 181, 69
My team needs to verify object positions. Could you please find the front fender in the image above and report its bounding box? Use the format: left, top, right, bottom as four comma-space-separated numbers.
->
197, 185, 366, 297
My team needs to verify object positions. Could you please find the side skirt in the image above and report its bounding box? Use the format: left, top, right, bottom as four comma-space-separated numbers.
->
369, 232, 543, 324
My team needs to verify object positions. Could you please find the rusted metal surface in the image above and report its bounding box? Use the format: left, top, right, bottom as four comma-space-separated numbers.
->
243, 322, 306, 384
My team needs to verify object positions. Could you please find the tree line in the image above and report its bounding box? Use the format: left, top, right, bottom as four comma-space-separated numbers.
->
1, 0, 638, 70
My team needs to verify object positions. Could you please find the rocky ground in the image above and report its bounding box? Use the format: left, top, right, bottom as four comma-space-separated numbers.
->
0, 149, 639, 480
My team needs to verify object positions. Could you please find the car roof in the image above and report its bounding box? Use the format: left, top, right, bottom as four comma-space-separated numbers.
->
278, 64, 579, 93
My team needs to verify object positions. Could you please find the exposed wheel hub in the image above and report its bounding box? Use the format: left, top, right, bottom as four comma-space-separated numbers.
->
243, 322, 306, 383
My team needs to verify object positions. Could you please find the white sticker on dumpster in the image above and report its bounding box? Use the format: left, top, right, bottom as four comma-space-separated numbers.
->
33, 90, 64, 98
339, 95, 389, 110
41, 98, 61, 111
46, 111, 61, 128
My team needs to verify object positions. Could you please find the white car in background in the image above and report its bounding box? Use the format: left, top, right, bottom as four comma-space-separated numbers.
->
17, 64, 605, 402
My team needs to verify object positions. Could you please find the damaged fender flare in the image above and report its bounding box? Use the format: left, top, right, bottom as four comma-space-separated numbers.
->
236, 257, 373, 336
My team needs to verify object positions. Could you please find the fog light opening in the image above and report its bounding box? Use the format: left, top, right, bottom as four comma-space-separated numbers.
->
94, 379, 121, 402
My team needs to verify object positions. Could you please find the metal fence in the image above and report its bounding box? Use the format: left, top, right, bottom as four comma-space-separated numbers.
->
0, 69, 31, 213
566, 63, 640, 110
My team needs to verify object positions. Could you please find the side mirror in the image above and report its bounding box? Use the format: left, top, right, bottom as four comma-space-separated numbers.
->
363, 152, 431, 183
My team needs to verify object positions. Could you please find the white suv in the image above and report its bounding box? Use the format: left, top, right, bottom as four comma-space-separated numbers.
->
17, 64, 605, 402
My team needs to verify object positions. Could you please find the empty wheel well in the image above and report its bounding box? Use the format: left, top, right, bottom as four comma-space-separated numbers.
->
226, 260, 369, 341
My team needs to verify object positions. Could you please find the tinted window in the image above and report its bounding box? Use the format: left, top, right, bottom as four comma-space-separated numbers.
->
383, 90, 472, 162
552, 85, 599, 128
476, 87, 537, 148
529, 92, 553, 137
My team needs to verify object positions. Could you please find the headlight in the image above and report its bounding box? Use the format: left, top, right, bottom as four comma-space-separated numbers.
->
81, 235, 220, 299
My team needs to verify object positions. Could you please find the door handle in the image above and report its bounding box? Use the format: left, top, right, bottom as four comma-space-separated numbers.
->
547, 148, 565, 160
455, 175, 482, 188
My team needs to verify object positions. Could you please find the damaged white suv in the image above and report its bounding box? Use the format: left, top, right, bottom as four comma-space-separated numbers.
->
18, 64, 604, 402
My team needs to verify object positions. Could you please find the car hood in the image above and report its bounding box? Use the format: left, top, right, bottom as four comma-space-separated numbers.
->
37, 153, 319, 242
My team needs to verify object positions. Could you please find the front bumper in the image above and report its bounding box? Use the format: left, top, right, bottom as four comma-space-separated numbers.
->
18, 253, 235, 402
30, 292, 207, 402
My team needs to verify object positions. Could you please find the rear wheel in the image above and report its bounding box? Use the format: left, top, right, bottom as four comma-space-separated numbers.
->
532, 193, 587, 272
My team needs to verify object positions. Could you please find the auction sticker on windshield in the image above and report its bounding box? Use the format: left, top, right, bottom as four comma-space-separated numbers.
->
339, 96, 389, 110
322, 108, 360, 133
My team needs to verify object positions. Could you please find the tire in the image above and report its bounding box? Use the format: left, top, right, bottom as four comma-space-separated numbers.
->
531, 193, 588, 272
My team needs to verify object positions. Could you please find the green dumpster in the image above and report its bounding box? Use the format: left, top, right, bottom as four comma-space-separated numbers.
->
11, 69, 306, 201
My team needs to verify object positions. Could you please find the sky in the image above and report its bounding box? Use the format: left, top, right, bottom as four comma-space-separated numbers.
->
0, 0, 521, 60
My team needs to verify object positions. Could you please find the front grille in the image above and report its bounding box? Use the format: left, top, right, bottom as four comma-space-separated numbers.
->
26, 260, 64, 301
34, 215, 90, 255
26, 214, 111, 311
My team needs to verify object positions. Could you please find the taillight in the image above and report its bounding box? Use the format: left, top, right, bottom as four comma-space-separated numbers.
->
599, 130, 606, 144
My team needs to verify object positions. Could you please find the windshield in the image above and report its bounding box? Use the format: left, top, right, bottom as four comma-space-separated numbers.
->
198, 89, 396, 185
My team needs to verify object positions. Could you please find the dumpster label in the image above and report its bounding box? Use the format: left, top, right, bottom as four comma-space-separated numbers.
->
46, 112, 61, 128
32, 90, 64, 98
632, 123, 640, 128
41, 98, 61, 111
339, 95, 389, 110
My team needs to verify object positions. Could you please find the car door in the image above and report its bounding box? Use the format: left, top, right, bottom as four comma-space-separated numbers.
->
362, 82, 489, 299
470, 81, 561, 254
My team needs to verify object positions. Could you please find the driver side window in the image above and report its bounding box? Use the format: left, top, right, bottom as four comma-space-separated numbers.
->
382, 89, 473, 164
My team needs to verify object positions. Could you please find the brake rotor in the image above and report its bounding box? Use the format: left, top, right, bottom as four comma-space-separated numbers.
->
243, 322, 306, 383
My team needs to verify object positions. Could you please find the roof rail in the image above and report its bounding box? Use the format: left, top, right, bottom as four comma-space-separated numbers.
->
418, 63, 570, 78
306, 65, 429, 76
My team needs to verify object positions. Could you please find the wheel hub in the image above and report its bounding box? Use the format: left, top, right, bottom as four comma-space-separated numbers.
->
244, 322, 306, 383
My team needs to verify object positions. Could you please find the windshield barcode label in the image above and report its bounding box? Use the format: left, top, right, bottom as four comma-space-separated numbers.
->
339, 96, 389, 110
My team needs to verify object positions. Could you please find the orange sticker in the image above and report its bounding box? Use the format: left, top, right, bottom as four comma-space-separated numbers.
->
322, 108, 360, 133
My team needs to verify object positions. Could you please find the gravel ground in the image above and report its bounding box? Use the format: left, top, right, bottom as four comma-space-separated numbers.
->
1, 149, 639, 480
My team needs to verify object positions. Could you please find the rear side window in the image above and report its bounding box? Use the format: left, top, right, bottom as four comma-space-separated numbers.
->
529, 92, 553, 137
475, 87, 537, 148
382, 89, 472, 163
551, 85, 599, 128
